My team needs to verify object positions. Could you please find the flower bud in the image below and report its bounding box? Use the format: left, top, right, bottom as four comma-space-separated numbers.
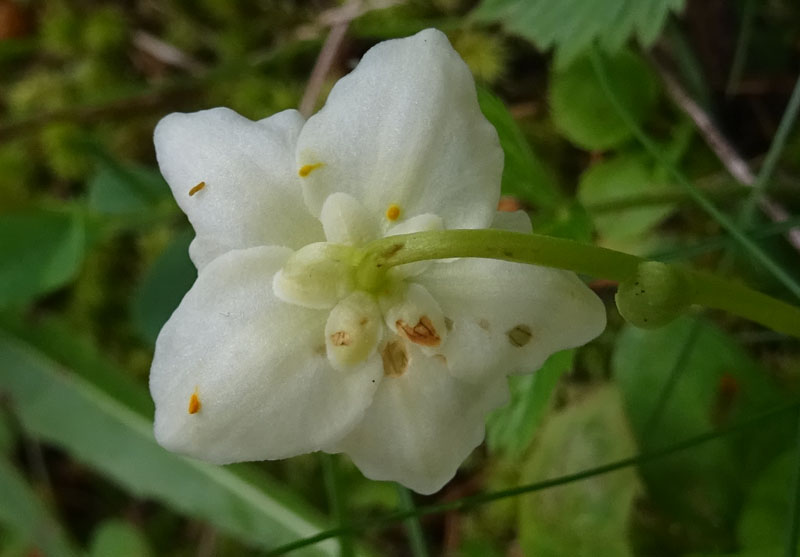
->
615, 261, 692, 329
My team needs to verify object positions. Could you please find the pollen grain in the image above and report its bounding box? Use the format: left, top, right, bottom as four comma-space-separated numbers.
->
188, 390, 201, 414
298, 163, 323, 177
189, 181, 206, 196
385, 204, 401, 221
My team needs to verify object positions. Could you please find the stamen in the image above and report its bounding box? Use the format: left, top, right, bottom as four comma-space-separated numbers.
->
298, 163, 323, 177
189, 181, 206, 196
385, 204, 401, 221
188, 389, 201, 414
396, 316, 440, 347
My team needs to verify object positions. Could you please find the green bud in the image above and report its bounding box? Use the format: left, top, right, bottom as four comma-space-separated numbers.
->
615, 261, 692, 329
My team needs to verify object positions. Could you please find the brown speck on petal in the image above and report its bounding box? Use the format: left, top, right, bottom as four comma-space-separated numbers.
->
396, 315, 441, 347
382, 340, 409, 377
507, 324, 532, 347
478, 318, 490, 330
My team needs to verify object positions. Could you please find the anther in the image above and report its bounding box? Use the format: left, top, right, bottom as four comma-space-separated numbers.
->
396, 316, 440, 347
507, 325, 532, 347
188, 389, 201, 414
298, 163, 323, 177
189, 181, 206, 196
385, 204, 401, 221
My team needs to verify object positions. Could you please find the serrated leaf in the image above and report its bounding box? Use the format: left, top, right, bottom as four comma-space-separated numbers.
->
613, 318, 793, 532
477, 87, 561, 208
0, 459, 77, 557
486, 350, 574, 456
0, 328, 338, 556
518, 385, 639, 557
0, 210, 85, 307
132, 228, 196, 344
550, 50, 658, 151
473, 0, 686, 68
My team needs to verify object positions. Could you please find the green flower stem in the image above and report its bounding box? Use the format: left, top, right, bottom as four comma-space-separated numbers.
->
360, 229, 800, 338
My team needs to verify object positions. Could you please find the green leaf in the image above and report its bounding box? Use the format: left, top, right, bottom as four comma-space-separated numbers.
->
0, 328, 338, 556
578, 154, 676, 242
613, 318, 792, 532
0, 409, 14, 456
738, 450, 799, 556
87, 158, 168, 215
477, 87, 561, 208
0, 210, 85, 307
472, 0, 685, 68
518, 385, 639, 557
550, 50, 658, 151
486, 350, 574, 456
132, 228, 196, 344
89, 520, 153, 557
0, 458, 77, 557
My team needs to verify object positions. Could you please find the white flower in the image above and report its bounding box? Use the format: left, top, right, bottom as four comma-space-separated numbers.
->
149, 28, 606, 494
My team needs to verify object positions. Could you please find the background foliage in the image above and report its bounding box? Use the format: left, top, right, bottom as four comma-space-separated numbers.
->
1, 0, 799, 555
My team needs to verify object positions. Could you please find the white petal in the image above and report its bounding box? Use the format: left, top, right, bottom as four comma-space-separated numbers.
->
331, 344, 509, 494
297, 28, 502, 231
319, 193, 380, 245
385, 213, 443, 237
155, 107, 323, 269
150, 246, 381, 464
492, 210, 533, 233
414, 259, 606, 383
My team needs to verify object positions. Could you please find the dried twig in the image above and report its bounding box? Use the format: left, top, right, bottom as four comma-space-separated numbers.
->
650, 55, 800, 251
298, 0, 408, 117
133, 30, 206, 72
299, 18, 351, 117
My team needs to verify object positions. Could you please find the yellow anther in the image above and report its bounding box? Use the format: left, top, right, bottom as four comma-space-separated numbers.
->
188, 390, 201, 414
189, 181, 206, 196
298, 163, 323, 177
385, 204, 401, 221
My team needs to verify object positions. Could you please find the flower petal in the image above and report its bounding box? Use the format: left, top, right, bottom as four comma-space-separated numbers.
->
155, 107, 323, 269
150, 246, 382, 464
296, 28, 502, 232
414, 259, 606, 383
331, 344, 509, 494
319, 192, 379, 245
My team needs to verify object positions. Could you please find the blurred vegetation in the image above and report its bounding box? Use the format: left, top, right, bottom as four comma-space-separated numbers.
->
1, 0, 800, 555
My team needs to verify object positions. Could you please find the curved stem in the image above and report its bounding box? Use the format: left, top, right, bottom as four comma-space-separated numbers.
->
361, 229, 800, 338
